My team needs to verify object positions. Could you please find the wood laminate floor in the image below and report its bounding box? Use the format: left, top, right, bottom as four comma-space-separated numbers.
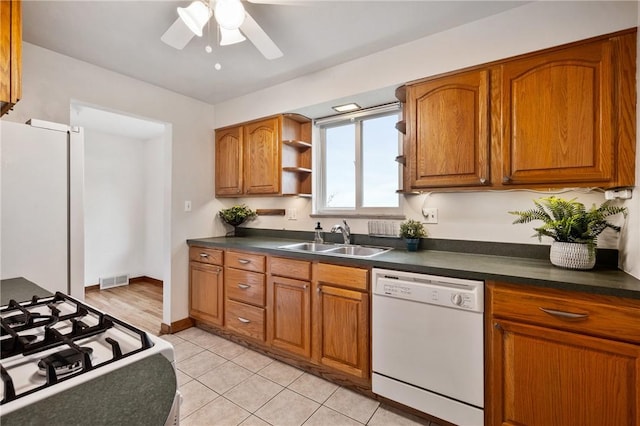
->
84, 281, 163, 335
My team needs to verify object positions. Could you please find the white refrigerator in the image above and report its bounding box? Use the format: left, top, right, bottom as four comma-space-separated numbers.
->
1, 119, 85, 299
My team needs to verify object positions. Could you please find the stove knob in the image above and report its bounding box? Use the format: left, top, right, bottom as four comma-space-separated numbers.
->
451, 293, 464, 306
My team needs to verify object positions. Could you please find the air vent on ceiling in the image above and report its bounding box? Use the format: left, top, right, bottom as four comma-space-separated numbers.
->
99, 274, 130, 290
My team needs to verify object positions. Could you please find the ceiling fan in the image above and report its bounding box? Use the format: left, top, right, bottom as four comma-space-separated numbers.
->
161, 0, 284, 60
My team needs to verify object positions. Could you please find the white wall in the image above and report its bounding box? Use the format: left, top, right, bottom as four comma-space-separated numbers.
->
84, 130, 147, 285
144, 134, 165, 281
83, 130, 164, 286
214, 1, 640, 279
6, 43, 219, 324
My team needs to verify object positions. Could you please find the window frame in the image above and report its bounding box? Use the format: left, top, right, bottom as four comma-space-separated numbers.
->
313, 103, 402, 217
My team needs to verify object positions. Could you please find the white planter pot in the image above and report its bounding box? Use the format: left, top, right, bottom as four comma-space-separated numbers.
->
549, 241, 596, 270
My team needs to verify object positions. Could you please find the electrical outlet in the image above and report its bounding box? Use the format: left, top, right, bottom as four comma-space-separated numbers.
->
287, 208, 297, 220
184, 200, 192, 212
422, 207, 438, 224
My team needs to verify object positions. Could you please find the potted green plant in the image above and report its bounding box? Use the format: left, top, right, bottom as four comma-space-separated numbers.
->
399, 219, 427, 252
218, 204, 257, 236
509, 196, 627, 270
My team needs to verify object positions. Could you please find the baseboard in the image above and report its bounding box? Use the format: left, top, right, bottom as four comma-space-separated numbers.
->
85, 276, 163, 292
130, 276, 163, 287
160, 317, 194, 334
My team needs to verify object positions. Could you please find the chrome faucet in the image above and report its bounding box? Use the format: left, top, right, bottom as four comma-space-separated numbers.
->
330, 220, 351, 245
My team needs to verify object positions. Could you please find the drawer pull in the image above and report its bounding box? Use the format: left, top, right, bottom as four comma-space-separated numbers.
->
237, 317, 251, 324
199, 253, 209, 258
539, 307, 589, 320
237, 259, 251, 264
237, 284, 250, 290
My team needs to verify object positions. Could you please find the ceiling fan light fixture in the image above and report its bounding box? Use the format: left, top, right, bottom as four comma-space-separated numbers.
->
177, 1, 212, 37
219, 27, 247, 46
214, 0, 246, 30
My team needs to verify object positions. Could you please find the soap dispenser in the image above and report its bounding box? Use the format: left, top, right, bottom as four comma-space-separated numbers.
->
314, 222, 324, 244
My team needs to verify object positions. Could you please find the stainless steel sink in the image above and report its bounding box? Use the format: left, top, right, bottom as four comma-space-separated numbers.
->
278, 242, 391, 258
278, 242, 339, 252
325, 245, 390, 257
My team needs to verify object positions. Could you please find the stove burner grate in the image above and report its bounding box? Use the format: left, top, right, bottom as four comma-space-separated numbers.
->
0, 292, 153, 405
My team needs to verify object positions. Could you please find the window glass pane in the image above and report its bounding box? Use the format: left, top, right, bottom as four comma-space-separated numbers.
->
325, 124, 355, 208
362, 114, 399, 207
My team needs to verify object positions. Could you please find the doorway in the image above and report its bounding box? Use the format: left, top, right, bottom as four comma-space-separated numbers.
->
71, 102, 170, 334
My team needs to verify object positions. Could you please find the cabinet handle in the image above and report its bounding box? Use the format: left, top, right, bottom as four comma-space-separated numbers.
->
303, 284, 308, 289
479, 177, 487, 184
502, 176, 512, 184
494, 322, 502, 330
237, 284, 250, 289
199, 253, 209, 258
237, 259, 251, 264
539, 307, 589, 320
317, 286, 322, 293
237, 317, 251, 323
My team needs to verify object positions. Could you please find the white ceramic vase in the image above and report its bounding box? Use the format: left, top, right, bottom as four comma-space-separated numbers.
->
549, 241, 596, 270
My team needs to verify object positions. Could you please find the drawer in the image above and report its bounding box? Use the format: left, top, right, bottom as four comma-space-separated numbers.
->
225, 300, 265, 341
489, 282, 640, 344
226, 251, 266, 273
225, 268, 265, 306
189, 246, 223, 265
270, 257, 311, 281
315, 263, 369, 291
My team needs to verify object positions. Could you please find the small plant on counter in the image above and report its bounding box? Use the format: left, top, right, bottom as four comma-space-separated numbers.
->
509, 196, 627, 269
218, 204, 257, 228
399, 219, 427, 252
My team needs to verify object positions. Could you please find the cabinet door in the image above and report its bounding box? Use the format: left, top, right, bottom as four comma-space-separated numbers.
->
244, 117, 281, 195
407, 69, 490, 188
189, 261, 224, 326
0, 0, 21, 116
215, 126, 243, 196
501, 39, 615, 186
488, 319, 640, 426
268, 275, 311, 357
315, 284, 369, 379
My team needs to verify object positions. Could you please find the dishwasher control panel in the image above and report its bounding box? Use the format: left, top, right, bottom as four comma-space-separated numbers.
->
373, 268, 483, 312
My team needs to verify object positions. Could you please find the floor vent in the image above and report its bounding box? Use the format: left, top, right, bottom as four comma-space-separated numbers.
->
100, 274, 130, 290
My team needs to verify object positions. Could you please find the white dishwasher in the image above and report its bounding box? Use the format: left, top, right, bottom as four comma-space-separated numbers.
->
372, 268, 484, 426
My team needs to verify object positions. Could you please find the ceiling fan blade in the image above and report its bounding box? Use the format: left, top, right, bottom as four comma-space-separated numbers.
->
161, 17, 196, 50
241, 11, 283, 59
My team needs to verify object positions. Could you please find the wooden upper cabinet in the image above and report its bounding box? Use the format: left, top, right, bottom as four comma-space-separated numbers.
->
402, 29, 636, 192
501, 31, 636, 188
215, 125, 243, 196
244, 117, 281, 195
407, 69, 490, 188
215, 114, 312, 197
0, 0, 22, 116
501, 40, 613, 186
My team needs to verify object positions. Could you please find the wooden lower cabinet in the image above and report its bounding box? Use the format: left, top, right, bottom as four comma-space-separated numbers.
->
268, 275, 311, 357
314, 263, 369, 380
486, 282, 640, 426
189, 261, 224, 326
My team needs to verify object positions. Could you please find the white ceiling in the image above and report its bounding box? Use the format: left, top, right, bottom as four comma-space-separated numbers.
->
22, 1, 527, 117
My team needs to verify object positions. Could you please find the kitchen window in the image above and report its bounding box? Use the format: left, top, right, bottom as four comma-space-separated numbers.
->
314, 103, 401, 216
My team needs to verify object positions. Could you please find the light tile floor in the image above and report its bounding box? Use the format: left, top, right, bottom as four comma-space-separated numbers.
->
162, 327, 439, 426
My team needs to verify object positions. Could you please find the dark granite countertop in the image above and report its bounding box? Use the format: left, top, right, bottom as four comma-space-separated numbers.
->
188, 236, 640, 299
0, 278, 177, 425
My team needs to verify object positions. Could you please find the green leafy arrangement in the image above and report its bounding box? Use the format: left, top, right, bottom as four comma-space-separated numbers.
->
509, 196, 627, 252
218, 204, 257, 227
399, 219, 427, 239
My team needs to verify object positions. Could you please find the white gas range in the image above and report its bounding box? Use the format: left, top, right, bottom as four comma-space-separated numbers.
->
0, 291, 179, 424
